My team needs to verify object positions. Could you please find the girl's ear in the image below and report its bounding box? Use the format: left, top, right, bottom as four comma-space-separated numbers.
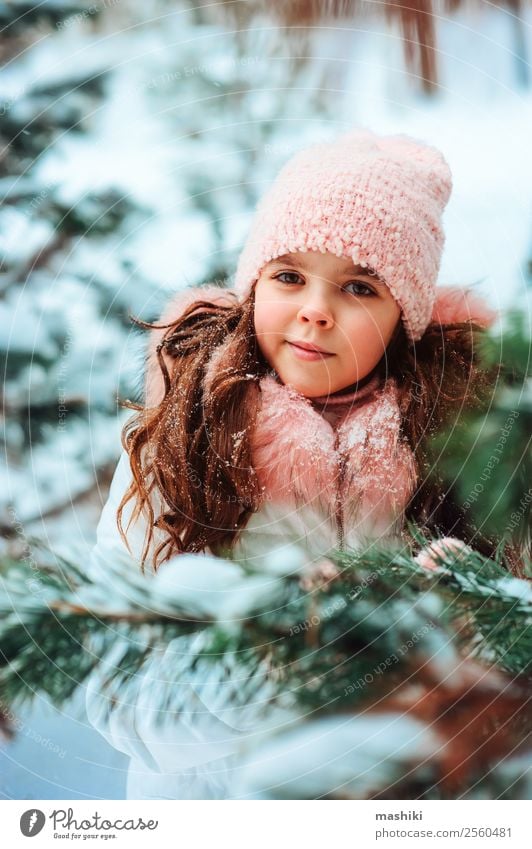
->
145, 286, 237, 408
431, 286, 498, 329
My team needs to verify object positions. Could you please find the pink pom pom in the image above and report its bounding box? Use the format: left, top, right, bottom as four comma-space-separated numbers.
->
431, 287, 498, 329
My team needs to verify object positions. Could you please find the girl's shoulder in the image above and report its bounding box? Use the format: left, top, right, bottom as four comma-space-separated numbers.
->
145, 284, 239, 407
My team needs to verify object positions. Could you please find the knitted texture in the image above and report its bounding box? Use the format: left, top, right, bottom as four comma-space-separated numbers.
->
234, 128, 453, 341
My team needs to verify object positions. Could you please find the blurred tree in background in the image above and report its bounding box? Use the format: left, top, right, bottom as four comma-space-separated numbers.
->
1, 0, 339, 548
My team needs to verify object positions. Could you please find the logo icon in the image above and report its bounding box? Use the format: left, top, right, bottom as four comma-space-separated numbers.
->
20, 809, 46, 837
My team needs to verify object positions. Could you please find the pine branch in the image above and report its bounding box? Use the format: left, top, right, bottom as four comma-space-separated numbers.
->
1, 538, 530, 717
1, 552, 217, 710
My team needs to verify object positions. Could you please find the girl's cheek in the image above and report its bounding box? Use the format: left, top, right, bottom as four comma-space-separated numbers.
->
255, 300, 290, 336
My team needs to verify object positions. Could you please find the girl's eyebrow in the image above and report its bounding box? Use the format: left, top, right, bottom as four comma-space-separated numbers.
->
266, 255, 303, 269
266, 255, 385, 284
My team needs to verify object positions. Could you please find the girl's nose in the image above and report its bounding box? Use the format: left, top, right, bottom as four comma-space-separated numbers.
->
297, 298, 334, 329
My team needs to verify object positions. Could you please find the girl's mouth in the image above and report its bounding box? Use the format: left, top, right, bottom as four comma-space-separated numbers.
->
287, 342, 334, 361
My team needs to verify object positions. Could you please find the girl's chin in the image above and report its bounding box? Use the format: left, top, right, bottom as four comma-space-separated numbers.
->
274, 358, 346, 397
277, 373, 339, 398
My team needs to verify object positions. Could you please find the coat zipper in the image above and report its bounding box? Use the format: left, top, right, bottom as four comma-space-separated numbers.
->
333, 432, 346, 552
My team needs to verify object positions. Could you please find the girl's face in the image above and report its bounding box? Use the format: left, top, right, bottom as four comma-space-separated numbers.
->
253, 250, 401, 397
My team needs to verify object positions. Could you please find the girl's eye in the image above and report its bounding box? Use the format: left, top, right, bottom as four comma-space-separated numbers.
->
273, 272, 375, 296
274, 272, 302, 285
343, 281, 375, 297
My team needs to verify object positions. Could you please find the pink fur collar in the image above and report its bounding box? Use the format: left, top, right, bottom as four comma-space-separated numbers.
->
249, 370, 418, 533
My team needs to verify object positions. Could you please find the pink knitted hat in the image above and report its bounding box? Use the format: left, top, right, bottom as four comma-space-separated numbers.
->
234, 128, 453, 341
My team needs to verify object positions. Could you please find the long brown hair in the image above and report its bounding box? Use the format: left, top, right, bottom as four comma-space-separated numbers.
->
118, 286, 501, 570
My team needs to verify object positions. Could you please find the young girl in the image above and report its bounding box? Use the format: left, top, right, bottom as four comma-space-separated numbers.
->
87, 128, 497, 798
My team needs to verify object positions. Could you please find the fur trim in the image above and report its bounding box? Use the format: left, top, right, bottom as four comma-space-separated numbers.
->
431, 286, 498, 329
251, 376, 417, 530
337, 381, 418, 530
251, 376, 337, 510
